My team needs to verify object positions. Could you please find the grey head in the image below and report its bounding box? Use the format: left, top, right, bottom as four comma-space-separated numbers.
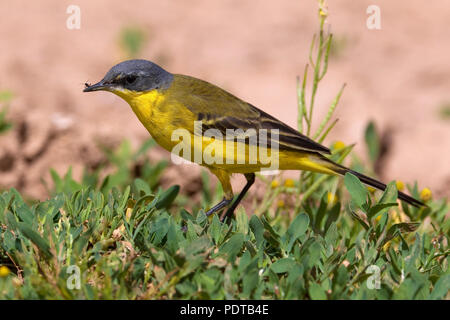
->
83, 59, 173, 93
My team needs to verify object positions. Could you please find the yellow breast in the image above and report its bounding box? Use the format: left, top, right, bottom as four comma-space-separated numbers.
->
113, 88, 194, 152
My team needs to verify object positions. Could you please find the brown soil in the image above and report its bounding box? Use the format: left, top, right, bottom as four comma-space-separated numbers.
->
0, 0, 449, 200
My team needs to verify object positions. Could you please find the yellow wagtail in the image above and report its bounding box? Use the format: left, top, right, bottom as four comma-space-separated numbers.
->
84, 59, 423, 221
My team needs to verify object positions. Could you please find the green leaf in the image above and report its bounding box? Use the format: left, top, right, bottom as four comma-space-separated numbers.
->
324, 202, 340, 232
309, 282, 327, 300
165, 218, 180, 253
0, 108, 12, 134
17, 222, 52, 258
73, 227, 94, 256
381, 222, 420, 248
209, 214, 222, 245
236, 210, 249, 235
185, 220, 198, 241
325, 222, 338, 247
307, 241, 323, 268
313, 196, 328, 230
261, 216, 281, 247
219, 233, 244, 262
242, 271, 259, 298
368, 202, 398, 219
149, 216, 169, 246
344, 173, 368, 208
249, 215, 264, 248
376, 211, 389, 235
350, 209, 370, 230
287, 213, 310, 239
185, 235, 211, 256
133, 178, 151, 196
270, 258, 296, 274
430, 274, 450, 300
180, 208, 194, 222
119, 26, 146, 58
379, 181, 398, 205
133, 138, 156, 159
155, 185, 180, 210
2, 230, 16, 252
15, 203, 34, 226
286, 213, 310, 251
0, 90, 13, 102
364, 121, 380, 163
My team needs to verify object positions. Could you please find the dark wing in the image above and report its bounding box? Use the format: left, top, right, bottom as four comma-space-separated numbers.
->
172, 74, 331, 155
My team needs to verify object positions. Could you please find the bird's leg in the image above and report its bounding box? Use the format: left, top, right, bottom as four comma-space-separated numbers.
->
205, 198, 232, 216
205, 167, 234, 217
220, 173, 255, 222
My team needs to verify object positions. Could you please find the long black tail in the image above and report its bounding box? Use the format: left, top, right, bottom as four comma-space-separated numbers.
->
315, 154, 425, 207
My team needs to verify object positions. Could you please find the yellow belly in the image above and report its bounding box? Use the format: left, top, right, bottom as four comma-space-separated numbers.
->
118, 89, 335, 176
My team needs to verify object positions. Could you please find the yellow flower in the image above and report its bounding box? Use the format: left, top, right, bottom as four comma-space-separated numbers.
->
327, 192, 338, 205
271, 180, 279, 189
391, 211, 401, 224
367, 186, 376, 193
0, 266, 10, 278
277, 199, 285, 208
284, 179, 295, 188
420, 188, 432, 201
332, 141, 346, 150
318, 0, 328, 17
396, 180, 405, 191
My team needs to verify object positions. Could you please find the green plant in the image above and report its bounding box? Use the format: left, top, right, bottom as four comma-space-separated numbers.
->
44, 139, 168, 197
329, 35, 349, 59
288, 1, 348, 212
0, 173, 448, 299
119, 26, 147, 58
438, 102, 450, 120
0, 90, 13, 135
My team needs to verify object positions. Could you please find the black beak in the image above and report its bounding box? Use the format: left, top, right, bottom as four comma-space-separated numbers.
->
83, 80, 110, 92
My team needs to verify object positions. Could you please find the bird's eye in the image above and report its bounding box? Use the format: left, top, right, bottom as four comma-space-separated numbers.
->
125, 75, 137, 84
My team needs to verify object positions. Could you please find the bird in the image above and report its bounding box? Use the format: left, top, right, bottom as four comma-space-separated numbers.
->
84, 59, 424, 221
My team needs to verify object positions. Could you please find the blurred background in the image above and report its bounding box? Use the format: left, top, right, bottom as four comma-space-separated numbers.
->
0, 0, 449, 200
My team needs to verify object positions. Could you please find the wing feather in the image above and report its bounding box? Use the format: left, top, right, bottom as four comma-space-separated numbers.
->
171, 74, 331, 155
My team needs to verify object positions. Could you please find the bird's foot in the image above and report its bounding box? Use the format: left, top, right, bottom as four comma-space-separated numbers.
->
219, 207, 235, 223
205, 198, 232, 217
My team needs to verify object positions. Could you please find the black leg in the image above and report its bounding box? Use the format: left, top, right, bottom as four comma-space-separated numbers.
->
220, 173, 255, 222
205, 197, 232, 216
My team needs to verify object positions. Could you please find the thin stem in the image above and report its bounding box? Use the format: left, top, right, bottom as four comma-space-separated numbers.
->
319, 34, 333, 81
307, 17, 326, 137
297, 65, 309, 133
313, 83, 346, 140
297, 76, 303, 134
309, 34, 317, 69
318, 118, 339, 144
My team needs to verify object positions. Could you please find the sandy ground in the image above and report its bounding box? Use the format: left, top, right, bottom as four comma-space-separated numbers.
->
0, 0, 449, 200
